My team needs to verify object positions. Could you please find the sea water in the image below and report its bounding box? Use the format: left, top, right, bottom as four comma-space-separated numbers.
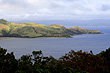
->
0, 26, 110, 59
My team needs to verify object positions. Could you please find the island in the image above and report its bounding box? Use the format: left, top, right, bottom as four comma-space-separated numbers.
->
0, 19, 102, 38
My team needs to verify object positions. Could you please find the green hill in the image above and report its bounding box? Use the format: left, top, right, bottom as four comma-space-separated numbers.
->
0, 19, 102, 38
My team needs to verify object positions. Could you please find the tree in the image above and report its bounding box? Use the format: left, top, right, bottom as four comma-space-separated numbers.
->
99, 48, 110, 73
0, 47, 18, 73
59, 50, 106, 73
17, 55, 33, 73
99, 48, 110, 62
32, 50, 43, 64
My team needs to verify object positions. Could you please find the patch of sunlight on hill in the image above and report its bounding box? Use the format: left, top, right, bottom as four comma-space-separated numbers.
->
24, 23, 46, 27
70, 26, 85, 29
0, 24, 10, 30
49, 24, 65, 28
11, 23, 26, 27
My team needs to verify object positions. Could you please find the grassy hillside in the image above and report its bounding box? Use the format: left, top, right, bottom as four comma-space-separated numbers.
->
0, 19, 102, 38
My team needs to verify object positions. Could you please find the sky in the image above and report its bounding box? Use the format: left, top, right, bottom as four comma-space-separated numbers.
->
0, 0, 110, 21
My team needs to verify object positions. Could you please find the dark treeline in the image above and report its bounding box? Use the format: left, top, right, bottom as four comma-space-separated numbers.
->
0, 47, 110, 73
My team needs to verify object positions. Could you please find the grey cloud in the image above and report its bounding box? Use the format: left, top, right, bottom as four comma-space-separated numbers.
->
0, 0, 110, 21
1, 0, 20, 4
0, 0, 29, 11
101, 5, 110, 11
0, 0, 26, 6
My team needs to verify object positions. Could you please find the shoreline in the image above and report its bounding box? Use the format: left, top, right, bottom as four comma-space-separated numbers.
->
0, 33, 103, 39
0, 37, 72, 39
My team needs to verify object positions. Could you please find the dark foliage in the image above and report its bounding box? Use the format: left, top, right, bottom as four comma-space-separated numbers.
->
0, 47, 18, 73
98, 48, 110, 72
0, 47, 110, 73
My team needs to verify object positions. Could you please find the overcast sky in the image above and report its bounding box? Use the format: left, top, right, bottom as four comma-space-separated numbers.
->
0, 0, 110, 21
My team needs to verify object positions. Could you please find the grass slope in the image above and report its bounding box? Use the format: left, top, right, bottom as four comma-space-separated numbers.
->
0, 19, 102, 38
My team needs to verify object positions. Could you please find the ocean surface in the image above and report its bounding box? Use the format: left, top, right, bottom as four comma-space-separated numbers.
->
0, 26, 110, 59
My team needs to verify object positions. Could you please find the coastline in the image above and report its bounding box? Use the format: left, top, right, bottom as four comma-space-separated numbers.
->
0, 37, 19, 39
0, 33, 103, 39
0, 36, 72, 39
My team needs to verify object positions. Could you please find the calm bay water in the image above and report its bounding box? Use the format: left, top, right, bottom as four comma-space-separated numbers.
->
0, 26, 110, 59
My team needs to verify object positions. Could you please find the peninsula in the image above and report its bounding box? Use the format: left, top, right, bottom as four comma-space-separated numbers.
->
0, 19, 102, 38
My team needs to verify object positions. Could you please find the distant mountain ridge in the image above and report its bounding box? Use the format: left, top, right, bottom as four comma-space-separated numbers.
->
0, 19, 102, 38
12, 19, 110, 26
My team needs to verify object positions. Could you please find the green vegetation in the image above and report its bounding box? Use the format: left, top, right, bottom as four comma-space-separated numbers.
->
0, 19, 102, 38
0, 47, 110, 73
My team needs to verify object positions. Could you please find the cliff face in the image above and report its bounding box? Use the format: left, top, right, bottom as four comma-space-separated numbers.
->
0, 19, 102, 38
